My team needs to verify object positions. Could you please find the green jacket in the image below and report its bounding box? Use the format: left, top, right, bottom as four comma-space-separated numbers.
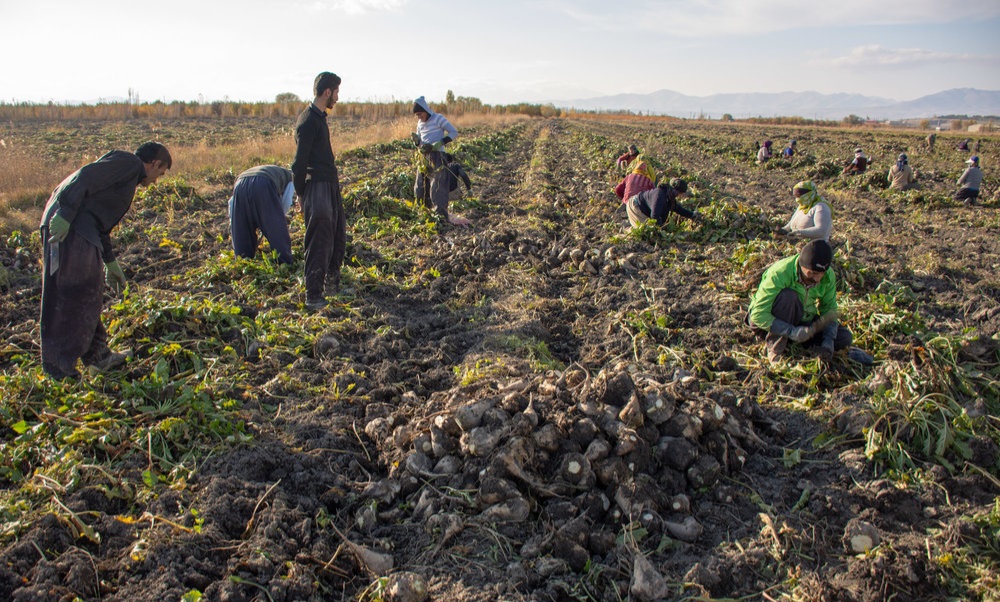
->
748, 254, 838, 330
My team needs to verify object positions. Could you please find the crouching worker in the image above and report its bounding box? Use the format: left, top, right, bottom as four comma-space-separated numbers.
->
843, 148, 870, 175
229, 165, 295, 264
626, 178, 702, 229
774, 180, 832, 241
39, 142, 172, 379
412, 96, 468, 226
614, 152, 657, 204
747, 240, 870, 364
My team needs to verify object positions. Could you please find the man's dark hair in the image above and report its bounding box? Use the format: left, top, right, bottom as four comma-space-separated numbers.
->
135, 142, 172, 168
314, 72, 342, 97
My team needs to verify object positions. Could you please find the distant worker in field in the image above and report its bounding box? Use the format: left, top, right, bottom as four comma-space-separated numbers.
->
626, 178, 702, 229
614, 152, 657, 203
292, 71, 344, 310
842, 147, 870, 175
747, 239, 871, 364
756, 140, 773, 164
782, 140, 797, 158
957, 138, 971, 152
924, 132, 936, 151
955, 156, 982, 205
39, 142, 172, 379
887, 153, 916, 190
412, 96, 468, 227
616, 144, 640, 170
774, 180, 831, 242
229, 165, 295, 264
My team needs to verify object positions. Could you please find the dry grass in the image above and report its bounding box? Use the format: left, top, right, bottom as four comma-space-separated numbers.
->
0, 145, 83, 233
0, 111, 530, 234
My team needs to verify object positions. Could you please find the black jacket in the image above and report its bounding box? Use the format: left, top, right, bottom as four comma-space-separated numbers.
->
291, 104, 339, 196
633, 186, 695, 225
41, 150, 146, 262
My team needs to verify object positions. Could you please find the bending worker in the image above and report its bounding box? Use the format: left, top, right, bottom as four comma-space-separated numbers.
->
39, 142, 172, 379
626, 178, 702, 228
229, 165, 295, 264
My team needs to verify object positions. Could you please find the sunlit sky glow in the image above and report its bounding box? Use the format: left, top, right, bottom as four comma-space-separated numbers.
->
2, 0, 998, 106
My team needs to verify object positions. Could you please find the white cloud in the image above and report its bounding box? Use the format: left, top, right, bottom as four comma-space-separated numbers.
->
556, 0, 1000, 37
822, 44, 998, 69
300, 0, 409, 15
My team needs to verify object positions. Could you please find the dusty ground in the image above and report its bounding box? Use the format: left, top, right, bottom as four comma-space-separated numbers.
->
1, 117, 998, 601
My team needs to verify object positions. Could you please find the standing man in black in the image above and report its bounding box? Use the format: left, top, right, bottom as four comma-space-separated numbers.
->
292, 71, 344, 310
39, 142, 172, 379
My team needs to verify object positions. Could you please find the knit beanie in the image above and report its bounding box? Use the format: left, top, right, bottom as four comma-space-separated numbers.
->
798, 240, 833, 272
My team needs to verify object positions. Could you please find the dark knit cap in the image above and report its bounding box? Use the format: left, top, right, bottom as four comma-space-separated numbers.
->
669, 178, 688, 193
314, 72, 341, 96
798, 240, 833, 272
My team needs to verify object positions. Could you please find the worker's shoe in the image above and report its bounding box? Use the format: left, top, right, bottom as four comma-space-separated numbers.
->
306, 296, 329, 311
84, 351, 129, 373
765, 333, 787, 363
847, 348, 874, 365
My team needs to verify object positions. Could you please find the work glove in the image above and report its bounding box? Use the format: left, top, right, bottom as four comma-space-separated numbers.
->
104, 261, 126, 293
817, 320, 838, 360
770, 319, 813, 343
48, 214, 71, 243
420, 143, 434, 154
441, 136, 452, 145
787, 325, 814, 343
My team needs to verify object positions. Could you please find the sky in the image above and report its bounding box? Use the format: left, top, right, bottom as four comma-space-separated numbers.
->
2, 0, 999, 106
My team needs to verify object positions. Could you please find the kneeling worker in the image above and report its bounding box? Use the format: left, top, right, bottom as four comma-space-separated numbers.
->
747, 240, 870, 363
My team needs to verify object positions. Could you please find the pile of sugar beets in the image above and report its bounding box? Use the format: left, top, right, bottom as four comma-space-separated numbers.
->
360, 363, 779, 600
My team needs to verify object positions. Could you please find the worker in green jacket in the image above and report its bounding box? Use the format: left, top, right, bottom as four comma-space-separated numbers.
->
747, 240, 854, 362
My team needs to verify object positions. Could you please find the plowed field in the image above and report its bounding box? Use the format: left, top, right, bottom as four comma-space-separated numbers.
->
1, 116, 998, 602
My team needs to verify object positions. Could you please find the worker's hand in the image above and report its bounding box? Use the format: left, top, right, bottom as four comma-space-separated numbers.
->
787, 325, 814, 343
48, 214, 71, 244
815, 340, 835, 362
420, 143, 434, 154
441, 136, 452, 145
410, 133, 420, 148
104, 261, 126, 293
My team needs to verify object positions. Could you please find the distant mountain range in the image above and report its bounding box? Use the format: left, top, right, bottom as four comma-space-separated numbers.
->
557, 88, 1000, 121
